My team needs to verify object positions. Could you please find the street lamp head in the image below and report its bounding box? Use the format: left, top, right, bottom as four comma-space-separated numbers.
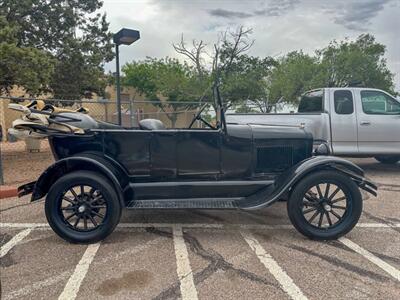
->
113, 28, 140, 45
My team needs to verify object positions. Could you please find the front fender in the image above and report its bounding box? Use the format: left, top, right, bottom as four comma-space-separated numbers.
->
245, 156, 377, 210
24, 156, 127, 206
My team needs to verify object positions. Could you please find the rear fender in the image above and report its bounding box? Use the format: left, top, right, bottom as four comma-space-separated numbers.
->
27, 156, 128, 206
245, 156, 377, 210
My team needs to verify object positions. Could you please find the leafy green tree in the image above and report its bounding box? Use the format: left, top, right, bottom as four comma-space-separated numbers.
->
268, 51, 322, 104
0, 16, 54, 95
123, 58, 208, 127
317, 34, 395, 93
0, 0, 113, 99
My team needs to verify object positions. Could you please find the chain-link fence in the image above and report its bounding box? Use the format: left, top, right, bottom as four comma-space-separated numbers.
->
0, 96, 202, 187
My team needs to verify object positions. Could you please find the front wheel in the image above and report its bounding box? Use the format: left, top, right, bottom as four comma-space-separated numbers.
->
375, 156, 400, 164
45, 171, 121, 244
287, 170, 362, 240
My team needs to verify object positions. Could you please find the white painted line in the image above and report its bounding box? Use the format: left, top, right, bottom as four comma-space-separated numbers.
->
241, 231, 308, 300
1, 222, 399, 229
172, 225, 198, 300
339, 237, 400, 282
58, 243, 101, 300
0, 228, 32, 258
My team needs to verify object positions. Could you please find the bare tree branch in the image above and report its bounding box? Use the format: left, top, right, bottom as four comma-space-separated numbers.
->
173, 34, 207, 76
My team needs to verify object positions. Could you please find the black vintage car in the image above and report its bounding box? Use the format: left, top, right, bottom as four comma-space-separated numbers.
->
18, 88, 377, 243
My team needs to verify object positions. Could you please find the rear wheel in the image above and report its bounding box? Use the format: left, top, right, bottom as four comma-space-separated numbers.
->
374, 156, 400, 164
287, 170, 362, 240
45, 171, 121, 244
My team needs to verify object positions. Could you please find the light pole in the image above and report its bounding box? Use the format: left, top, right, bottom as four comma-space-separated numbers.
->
113, 28, 140, 125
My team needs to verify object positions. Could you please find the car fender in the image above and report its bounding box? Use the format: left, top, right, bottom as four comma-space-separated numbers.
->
245, 156, 377, 210
24, 155, 128, 206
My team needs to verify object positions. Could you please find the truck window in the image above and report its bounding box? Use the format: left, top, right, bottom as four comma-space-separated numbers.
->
361, 90, 400, 115
334, 90, 354, 114
298, 90, 323, 113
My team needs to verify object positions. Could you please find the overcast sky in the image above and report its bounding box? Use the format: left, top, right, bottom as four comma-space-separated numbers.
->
101, 0, 400, 92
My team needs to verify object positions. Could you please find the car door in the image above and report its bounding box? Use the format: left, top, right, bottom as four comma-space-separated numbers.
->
357, 90, 400, 154
329, 89, 358, 155
176, 129, 221, 178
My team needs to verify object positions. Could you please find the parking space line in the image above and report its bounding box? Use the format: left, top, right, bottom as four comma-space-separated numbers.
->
241, 231, 308, 300
172, 225, 198, 300
1, 228, 32, 258
1, 222, 399, 229
339, 237, 400, 281
58, 243, 101, 300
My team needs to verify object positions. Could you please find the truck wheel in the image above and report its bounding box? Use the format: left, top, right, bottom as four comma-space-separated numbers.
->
45, 171, 121, 244
287, 170, 362, 240
374, 156, 400, 164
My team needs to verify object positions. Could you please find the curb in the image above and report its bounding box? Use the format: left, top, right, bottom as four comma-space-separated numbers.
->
0, 186, 18, 199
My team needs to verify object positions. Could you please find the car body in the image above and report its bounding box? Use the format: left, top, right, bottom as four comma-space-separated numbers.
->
16, 87, 377, 243
227, 87, 400, 164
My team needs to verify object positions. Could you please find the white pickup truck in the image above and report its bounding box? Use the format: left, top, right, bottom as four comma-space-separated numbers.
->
226, 87, 400, 164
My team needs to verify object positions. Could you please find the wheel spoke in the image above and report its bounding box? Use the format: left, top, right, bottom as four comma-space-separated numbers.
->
92, 211, 104, 219
305, 193, 318, 202
324, 184, 331, 198
61, 206, 76, 211
91, 205, 107, 209
89, 215, 98, 227
73, 216, 81, 228
70, 188, 79, 200
330, 209, 342, 220
89, 188, 96, 197
83, 215, 88, 230
316, 185, 323, 198
65, 212, 77, 221
80, 185, 85, 195
318, 213, 324, 227
328, 187, 340, 200
331, 196, 346, 204
303, 207, 318, 214
90, 195, 103, 204
331, 205, 346, 210
308, 211, 319, 223
63, 196, 75, 205
325, 211, 333, 226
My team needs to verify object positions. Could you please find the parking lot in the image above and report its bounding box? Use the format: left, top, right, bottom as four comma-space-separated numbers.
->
1, 158, 399, 300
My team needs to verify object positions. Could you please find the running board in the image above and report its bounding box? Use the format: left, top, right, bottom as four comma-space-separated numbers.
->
127, 198, 241, 209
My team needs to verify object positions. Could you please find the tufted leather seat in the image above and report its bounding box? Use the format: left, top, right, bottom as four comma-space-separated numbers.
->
139, 119, 166, 130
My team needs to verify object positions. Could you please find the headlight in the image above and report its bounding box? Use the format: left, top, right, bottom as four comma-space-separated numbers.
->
314, 143, 331, 155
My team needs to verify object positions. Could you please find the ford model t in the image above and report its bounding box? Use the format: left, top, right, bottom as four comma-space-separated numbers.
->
14, 87, 377, 244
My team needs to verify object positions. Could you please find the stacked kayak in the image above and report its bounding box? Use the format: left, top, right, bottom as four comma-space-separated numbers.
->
8, 100, 96, 140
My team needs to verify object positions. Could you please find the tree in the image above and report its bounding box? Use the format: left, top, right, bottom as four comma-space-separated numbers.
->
317, 34, 395, 93
268, 51, 322, 104
123, 58, 207, 127
0, 16, 54, 95
0, 0, 113, 98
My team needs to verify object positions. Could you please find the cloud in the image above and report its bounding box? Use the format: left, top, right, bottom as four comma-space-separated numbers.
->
208, 8, 253, 19
208, 0, 300, 19
329, 0, 394, 31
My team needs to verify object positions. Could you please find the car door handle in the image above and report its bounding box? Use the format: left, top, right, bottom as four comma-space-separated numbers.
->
360, 121, 371, 126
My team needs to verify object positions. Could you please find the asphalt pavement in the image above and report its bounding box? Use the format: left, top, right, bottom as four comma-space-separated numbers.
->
1, 158, 399, 300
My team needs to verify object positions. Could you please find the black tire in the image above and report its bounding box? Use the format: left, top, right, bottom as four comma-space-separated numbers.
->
45, 171, 121, 244
374, 156, 400, 164
287, 170, 362, 240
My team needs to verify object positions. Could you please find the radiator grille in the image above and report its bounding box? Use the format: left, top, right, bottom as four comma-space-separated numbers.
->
256, 146, 294, 173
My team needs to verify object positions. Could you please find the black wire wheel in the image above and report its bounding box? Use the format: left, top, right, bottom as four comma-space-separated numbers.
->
287, 170, 362, 240
60, 185, 107, 231
45, 171, 121, 244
